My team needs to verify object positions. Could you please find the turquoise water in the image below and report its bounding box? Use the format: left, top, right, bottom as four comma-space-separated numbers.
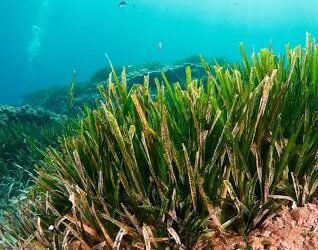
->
0, 0, 317, 104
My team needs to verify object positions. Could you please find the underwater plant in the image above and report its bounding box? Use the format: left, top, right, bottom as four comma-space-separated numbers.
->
2, 34, 318, 249
0, 106, 66, 202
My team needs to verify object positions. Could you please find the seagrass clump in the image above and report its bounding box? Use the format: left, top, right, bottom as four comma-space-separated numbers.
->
3, 34, 318, 249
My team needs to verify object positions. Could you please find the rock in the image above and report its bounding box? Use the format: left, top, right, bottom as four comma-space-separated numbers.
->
205, 203, 318, 249
213, 245, 229, 250
291, 208, 310, 225
0, 105, 63, 127
22, 62, 206, 115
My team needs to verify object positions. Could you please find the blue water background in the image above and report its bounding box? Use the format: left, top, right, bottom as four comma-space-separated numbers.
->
0, 0, 317, 104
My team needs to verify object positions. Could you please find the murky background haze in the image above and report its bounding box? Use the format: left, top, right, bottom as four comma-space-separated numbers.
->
0, 0, 317, 104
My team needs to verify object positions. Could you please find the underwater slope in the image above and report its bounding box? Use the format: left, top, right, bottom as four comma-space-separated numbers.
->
22, 59, 207, 115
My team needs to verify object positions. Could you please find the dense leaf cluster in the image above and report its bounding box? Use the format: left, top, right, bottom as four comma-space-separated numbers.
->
3, 34, 318, 249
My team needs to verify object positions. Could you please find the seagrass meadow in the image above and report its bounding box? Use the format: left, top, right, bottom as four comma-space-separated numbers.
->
2, 34, 318, 249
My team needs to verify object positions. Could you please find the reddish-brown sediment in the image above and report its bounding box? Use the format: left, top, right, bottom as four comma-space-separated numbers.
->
21, 203, 318, 249
209, 203, 318, 250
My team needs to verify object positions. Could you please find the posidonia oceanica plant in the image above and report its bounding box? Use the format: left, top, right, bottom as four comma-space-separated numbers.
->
2, 33, 318, 249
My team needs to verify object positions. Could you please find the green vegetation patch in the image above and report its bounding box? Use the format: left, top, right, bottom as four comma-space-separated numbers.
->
2, 34, 318, 249
0, 106, 66, 201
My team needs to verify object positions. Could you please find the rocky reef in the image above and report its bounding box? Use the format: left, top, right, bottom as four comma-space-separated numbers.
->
22, 61, 208, 115
0, 104, 63, 127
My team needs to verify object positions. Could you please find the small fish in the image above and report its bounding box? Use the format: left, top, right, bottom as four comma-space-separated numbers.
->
157, 41, 163, 51
119, 1, 128, 7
